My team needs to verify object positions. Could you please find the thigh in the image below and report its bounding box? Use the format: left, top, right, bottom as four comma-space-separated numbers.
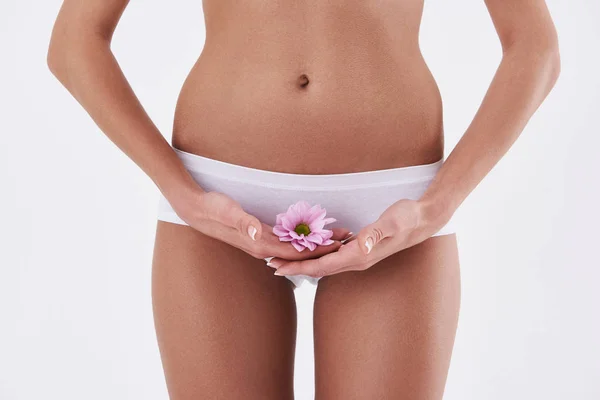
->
152, 222, 298, 400
313, 234, 461, 400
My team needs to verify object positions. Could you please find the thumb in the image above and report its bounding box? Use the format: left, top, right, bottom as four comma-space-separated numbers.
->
357, 216, 396, 255
202, 192, 263, 241
231, 208, 263, 242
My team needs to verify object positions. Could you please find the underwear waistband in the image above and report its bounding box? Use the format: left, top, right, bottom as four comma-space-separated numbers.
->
174, 148, 444, 190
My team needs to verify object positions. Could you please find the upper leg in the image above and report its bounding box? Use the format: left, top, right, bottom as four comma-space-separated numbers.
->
151, 221, 297, 400
313, 234, 461, 400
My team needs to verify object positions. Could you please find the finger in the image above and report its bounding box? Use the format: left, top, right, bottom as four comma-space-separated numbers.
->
259, 222, 345, 260
331, 228, 353, 241
224, 206, 263, 241
271, 240, 365, 277
203, 193, 263, 241
270, 257, 325, 278
356, 216, 397, 255
340, 232, 357, 244
264, 232, 344, 261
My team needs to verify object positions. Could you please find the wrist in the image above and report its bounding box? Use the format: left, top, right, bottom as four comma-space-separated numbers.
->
417, 196, 454, 235
159, 175, 204, 211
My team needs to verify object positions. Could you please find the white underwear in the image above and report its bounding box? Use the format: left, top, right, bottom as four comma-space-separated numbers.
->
157, 148, 457, 288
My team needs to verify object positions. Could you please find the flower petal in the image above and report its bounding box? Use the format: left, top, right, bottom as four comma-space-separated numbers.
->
291, 240, 306, 252
300, 237, 317, 250
303, 240, 317, 251
307, 207, 327, 225
276, 213, 286, 226
320, 229, 334, 241
286, 206, 303, 227
281, 216, 296, 231
273, 225, 290, 237
309, 221, 326, 232
308, 203, 323, 214
295, 200, 311, 215
306, 233, 324, 244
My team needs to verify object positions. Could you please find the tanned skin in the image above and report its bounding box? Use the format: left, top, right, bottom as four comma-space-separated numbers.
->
48, 1, 559, 399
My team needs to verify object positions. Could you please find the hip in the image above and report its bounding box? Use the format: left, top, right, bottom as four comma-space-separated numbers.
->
157, 147, 458, 288
158, 148, 457, 236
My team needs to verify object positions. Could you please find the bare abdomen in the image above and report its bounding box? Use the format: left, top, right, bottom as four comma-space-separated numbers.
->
172, 0, 443, 174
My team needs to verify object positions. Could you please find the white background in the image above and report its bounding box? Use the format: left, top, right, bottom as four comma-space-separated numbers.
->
1, 1, 599, 399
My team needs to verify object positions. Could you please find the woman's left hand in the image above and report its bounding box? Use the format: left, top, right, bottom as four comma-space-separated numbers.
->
268, 199, 445, 278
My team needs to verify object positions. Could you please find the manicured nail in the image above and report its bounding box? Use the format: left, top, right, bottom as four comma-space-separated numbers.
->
341, 232, 354, 243
364, 237, 373, 254
274, 270, 285, 276
248, 226, 257, 241
266, 262, 276, 269
268, 259, 283, 269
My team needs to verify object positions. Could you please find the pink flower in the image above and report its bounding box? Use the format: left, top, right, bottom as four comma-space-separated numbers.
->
273, 201, 337, 252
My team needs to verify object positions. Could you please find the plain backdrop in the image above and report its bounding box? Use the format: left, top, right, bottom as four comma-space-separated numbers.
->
1, 1, 599, 399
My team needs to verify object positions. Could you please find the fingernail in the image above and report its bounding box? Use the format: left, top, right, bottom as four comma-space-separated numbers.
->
364, 237, 373, 254
266, 262, 276, 269
341, 232, 354, 244
268, 259, 282, 269
274, 270, 285, 276
248, 226, 257, 241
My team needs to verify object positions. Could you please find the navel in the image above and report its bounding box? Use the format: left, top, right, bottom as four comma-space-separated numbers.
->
296, 73, 310, 89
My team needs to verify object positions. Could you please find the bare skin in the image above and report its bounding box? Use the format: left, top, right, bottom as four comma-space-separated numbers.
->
48, 0, 560, 399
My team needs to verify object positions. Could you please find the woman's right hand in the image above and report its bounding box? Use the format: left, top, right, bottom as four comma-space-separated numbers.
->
169, 189, 351, 261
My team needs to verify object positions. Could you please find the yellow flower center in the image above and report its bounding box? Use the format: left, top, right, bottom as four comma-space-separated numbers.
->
294, 223, 311, 236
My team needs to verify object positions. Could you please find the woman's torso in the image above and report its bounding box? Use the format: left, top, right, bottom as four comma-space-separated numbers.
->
172, 0, 444, 174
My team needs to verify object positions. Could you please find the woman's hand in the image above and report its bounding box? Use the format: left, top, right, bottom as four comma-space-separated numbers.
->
169, 188, 352, 262
267, 199, 446, 278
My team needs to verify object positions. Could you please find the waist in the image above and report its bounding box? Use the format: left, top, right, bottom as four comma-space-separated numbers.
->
172, 58, 444, 173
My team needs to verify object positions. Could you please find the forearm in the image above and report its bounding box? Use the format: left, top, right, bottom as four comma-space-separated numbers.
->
47, 33, 198, 200
419, 41, 560, 227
